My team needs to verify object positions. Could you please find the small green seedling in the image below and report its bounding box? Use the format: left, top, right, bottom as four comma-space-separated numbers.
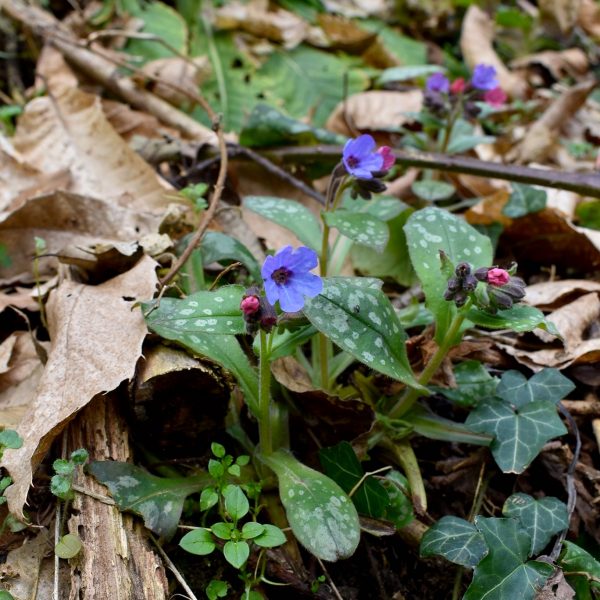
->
51, 448, 89, 501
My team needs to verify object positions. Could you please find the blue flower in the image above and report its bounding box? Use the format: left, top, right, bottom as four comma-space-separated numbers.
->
426, 72, 450, 93
342, 134, 384, 180
262, 246, 323, 312
471, 64, 498, 91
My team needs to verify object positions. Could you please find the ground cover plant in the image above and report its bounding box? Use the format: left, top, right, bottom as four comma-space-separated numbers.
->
0, 0, 599, 599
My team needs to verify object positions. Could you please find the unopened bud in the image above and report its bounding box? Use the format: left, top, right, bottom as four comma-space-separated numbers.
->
240, 295, 260, 315
487, 268, 510, 286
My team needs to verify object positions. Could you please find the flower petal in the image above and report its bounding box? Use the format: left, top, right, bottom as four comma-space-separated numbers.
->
276, 283, 305, 312
286, 246, 319, 272
290, 272, 323, 298
350, 134, 376, 157
263, 278, 279, 306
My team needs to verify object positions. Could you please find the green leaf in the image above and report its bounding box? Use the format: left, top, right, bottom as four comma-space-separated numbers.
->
0, 591, 15, 600
404, 207, 492, 341
381, 471, 414, 529
503, 184, 547, 218
319, 441, 389, 518
223, 540, 249, 569
467, 305, 557, 334
446, 120, 495, 154
223, 485, 249, 520
70, 448, 89, 465
200, 231, 262, 282
211, 443, 225, 458
432, 360, 498, 407
143, 286, 246, 336
351, 209, 417, 287
421, 516, 488, 568
464, 517, 554, 600
206, 579, 229, 600
51, 475, 73, 501
575, 200, 600, 231
200, 487, 219, 511
359, 20, 427, 65
303, 278, 422, 389
211, 522, 234, 540
465, 399, 567, 473
241, 522, 264, 540
53, 459, 75, 476
377, 64, 444, 85
503, 493, 568, 555
262, 325, 318, 361
254, 524, 287, 548
411, 180, 455, 202
88, 461, 210, 539
323, 210, 389, 252
0, 429, 23, 449
55, 533, 83, 559
141, 321, 259, 415
239, 103, 345, 148
560, 541, 600, 594
342, 195, 408, 222
243, 196, 322, 252
122, 1, 187, 61
262, 449, 360, 562
179, 528, 216, 555
497, 369, 574, 407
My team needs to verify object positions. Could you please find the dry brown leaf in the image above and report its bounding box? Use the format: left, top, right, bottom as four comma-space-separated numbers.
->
461, 5, 528, 98
511, 81, 597, 164
464, 188, 512, 226
2, 255, 158, 518
0, 363, 44, 429
0, 191, 160, 281
578, 0, 600, 38
317, 14, 377, 53
535, 568, 575, 600
101, 99, 178, 142
271, 356, 313, 393
539, 0, 581, 34
12, 86, 172, 212
326, 90, 422, 135
0, 280, 57, 314
511, 48, 589, 82
526, 279, 600, 309
215, 0, 308, 48
35, 43, 79, 91
0, 332, 44, 392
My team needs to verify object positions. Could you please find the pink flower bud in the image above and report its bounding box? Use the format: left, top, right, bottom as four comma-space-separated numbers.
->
487, 268, 510, 286
240, 295, 260, 315
484, 87, 507, 107
450, 77, 466, 94
377, 146, 395, 171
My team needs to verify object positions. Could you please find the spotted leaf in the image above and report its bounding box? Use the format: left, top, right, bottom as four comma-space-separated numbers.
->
323, 210, 389, 252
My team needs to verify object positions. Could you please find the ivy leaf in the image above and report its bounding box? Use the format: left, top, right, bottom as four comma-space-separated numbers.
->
319, 441, 389, 518
465, 398, 566, 473
262, 449, 360, 562
503, 493, 568, 555
323, 210, 389, 252
432, 360, 498, 408
420, 516, 488, 568
502, 184, 547, 218
404, 207, 492, 342
303, 278, 422, 389
464, 517, 553, 600
466, 305, 559, 335
0, 429, 23, 449
243, 196, 322, 252
497, 369, 574, 407
143, 286, 246, 336
88, 461, 210, 540
559, 541, 600, 595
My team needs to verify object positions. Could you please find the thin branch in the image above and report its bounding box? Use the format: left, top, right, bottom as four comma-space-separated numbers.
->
150, 534, 199, 600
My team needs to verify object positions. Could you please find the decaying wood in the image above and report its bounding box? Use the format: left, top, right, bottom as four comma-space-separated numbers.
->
66, 394, 168, 600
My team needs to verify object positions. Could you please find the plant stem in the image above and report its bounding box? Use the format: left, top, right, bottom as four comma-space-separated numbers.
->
388, 305, 469, 419
439, 104, 461, 155
258, 330, 273, 457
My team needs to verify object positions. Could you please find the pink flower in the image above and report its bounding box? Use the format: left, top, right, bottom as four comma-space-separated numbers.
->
240, 295, 260, 315
484, 87, 507, 107
450, 77, 466, 94
377, 146, 395, 171
487, 268, 510, 286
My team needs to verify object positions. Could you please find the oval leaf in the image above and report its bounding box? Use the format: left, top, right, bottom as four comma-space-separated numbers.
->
323, 210, 389, 252
55, 533, 82, 559
262, 449, 360, 562
411, 180, 455, 202
179, 528, 216, 556
223, 485, 249, 521
254, 524, 287, 548
223, 540, 249, 569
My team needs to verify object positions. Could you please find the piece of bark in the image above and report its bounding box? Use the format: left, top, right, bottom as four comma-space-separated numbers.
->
66, 394, 168, 600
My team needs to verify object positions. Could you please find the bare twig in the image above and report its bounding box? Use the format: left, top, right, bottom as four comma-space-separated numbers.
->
150, 534, 199, 600
316, 557, 344, 600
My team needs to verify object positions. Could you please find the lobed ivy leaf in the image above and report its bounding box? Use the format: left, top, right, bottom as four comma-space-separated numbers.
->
464, 517, 553, 600
303, 278, 422, 390
465, 398, 566, 473
323, 210, 389, 252
0, 429, 23, 449
88, 461, 210, 540
143, 286, 246, 336
420, 516, 488, 568
502, 183, 547, 218
559, 541, 600, 596
503, 493, 568, 555
432, 360, 498, 408
243, 196, 322, 252
180, 528, 216, 556
262, 449, 360, 562
404, 207, 492, 342
497, 369, 574, 407
466, 305, 559, 335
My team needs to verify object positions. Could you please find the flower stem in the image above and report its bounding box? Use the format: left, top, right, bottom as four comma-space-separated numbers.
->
388, 304, 469, 419
258, 330, 273, 457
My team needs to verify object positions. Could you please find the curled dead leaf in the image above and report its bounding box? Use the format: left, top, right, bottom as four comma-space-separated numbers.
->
511, 49, 589, 83
526, 279, 600, 309
460, 5, 528, 98
578, 0, 600, 39
2, 255, 158, 518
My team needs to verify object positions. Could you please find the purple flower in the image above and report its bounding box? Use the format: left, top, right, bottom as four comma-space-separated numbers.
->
262, 246, 323, 312
342, 135, 384, 180
471, 64, 498, 91
426, 72, 450, 93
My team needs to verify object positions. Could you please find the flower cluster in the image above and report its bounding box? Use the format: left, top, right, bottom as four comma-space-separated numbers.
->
444, 261, 526, 313
241, 246, 323, 335
342, 134, 396, 199
424, 64, 507, 119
